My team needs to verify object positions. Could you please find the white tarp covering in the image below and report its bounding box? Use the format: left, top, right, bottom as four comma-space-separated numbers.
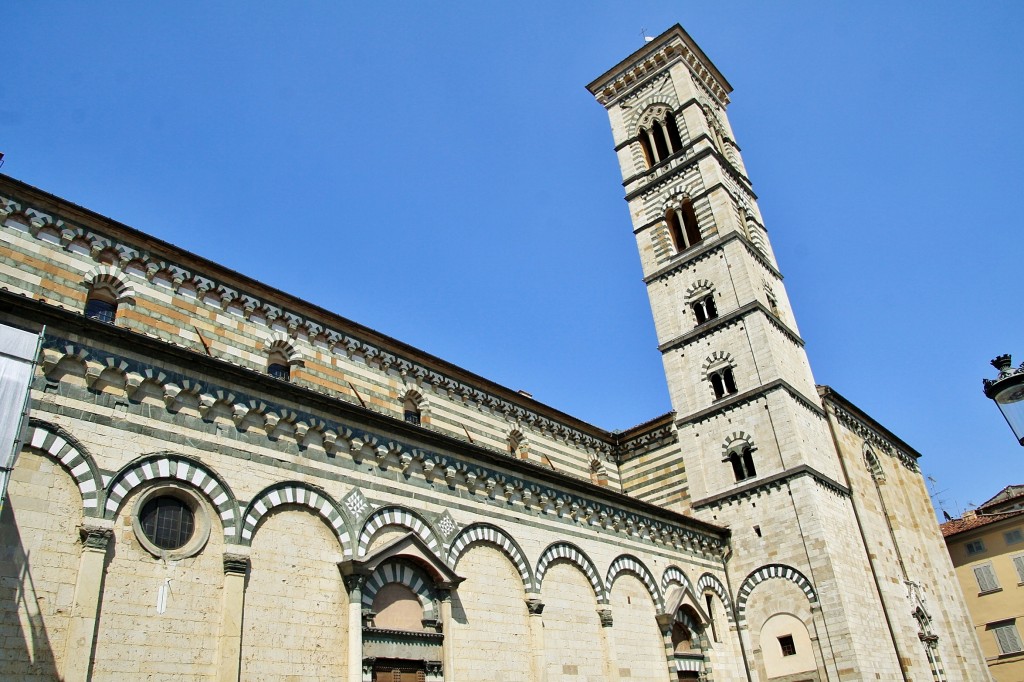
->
0, 324, 39, 475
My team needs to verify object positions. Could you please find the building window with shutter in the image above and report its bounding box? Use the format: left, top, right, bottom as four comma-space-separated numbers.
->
1005, 528, 1024, 545
974, 563, 1001, 594
1012, 554, 1024, 584
965, 539, 986, 556
990, 620, 1024, 655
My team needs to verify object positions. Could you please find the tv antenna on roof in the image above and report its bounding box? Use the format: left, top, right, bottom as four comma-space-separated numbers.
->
639, 28, 654, 44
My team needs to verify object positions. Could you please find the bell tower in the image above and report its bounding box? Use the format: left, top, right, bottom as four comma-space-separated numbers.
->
588, 26, 910, 680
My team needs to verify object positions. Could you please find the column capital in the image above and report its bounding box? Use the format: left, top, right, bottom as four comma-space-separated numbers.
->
79, 520, 114, 550
223, 552, 250, 576
342, 573, 366, 595
525, 598, 545, 615
597, 607, 613, 627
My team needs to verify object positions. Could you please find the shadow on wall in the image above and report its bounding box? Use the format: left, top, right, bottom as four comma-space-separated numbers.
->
0, 500, 63, 680
449, 590, 472, 626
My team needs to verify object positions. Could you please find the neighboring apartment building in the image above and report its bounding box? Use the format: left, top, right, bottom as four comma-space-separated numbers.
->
942, 486, 1024, 681
0, 24, 988, 682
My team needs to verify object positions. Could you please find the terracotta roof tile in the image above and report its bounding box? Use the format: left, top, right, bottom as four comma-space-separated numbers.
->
940, 507, 1024, 538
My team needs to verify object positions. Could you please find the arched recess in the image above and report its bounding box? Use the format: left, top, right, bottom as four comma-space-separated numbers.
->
25, 419, 102, 514
357, 506, 442, 559
696, 572, 735, 622
864, 446, 886, 482
736, 564, 818, 623
104, 453, 238, 540
606, 554, 663, 611
534, 541, 606, 602
362, 560, 438, 622
240, 482, 349, 551
662, 565, 695, 595
262, 332, 303, 363
447, 523, 532, 589
82, 265, 136, 304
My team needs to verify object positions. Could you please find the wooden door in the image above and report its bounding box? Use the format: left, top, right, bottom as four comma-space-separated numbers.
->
373, 660, 425, 682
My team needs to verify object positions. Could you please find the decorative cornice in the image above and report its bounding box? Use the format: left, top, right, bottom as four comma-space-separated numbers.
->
587, 25, 731, 107
622, 135, 752, 198
29, 323, 728, 557
658, 302, 804, 355
0, 186, 616, 460
827, 401, 918, 471
692, 464, 850, 510
642, 232, 783, 286
675, 379, 825, 428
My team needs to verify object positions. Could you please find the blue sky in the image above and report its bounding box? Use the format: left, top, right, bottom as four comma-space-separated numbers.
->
4, 2, 1022, 515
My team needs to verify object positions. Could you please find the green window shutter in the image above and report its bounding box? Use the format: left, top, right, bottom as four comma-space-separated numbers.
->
974, 564, 999, 592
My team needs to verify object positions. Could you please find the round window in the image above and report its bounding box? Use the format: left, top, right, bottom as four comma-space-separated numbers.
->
139, 496, 195, 550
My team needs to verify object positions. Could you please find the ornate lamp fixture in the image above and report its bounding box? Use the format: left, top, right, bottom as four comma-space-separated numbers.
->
983, 354, 1024, 446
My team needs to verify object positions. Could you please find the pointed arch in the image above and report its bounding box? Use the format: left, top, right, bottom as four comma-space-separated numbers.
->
24, 419, 102, 514
358, 506, 442, 559
735, 564, 818, 623
240, 482, 349, 551
696, 572, 734, 622
362, 559, 438, 621
606, 554, 662, 611
534, 541, 606, 602
104, 454, 238, 540
447, 523, 532, 589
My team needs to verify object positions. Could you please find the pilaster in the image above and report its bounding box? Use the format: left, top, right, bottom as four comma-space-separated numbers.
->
217, 548, 250, 682
526, 596, 547, 682
61, 519, 113, 682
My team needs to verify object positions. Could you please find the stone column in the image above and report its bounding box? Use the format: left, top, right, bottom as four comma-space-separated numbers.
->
217, 549, 251, 682
61, 519, 113, 682
597, 607, 620, 681
438, 588, 456, 682
656, 613, 676, 682
342, 573, 366, 682
525, 597, 547, 682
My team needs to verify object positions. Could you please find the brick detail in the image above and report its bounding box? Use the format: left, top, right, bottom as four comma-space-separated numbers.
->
27, 420, 101, 512
358, 506, 441, 558
735, 563, 817, 622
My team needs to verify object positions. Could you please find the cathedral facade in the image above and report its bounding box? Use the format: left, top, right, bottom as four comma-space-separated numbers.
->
0, 24, 987, 682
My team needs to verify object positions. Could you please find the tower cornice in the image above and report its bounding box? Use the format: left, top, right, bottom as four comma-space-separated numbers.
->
657, 301, 805, 354
642, 233, 783, 285
586, 25, 732, 107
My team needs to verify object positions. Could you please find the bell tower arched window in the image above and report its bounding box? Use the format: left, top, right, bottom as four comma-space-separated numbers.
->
637, 106, 684, 169
666, 199, 703, 254
692, 294, 718, 325
727, 445, 756, 482
710, 367, 737, 400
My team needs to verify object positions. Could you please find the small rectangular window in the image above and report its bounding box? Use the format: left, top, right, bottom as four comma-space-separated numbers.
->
991, 621, 1024, 655
778, 634, 796, 657
965, 540, 986, 556
974, 563, 1000, 593
1005, 529, 1024, 545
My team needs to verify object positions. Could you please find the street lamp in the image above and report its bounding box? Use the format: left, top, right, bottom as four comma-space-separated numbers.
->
983, 354, 1024, 446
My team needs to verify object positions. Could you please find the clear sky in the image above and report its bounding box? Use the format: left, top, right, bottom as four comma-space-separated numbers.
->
4, 2, 1022, 517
